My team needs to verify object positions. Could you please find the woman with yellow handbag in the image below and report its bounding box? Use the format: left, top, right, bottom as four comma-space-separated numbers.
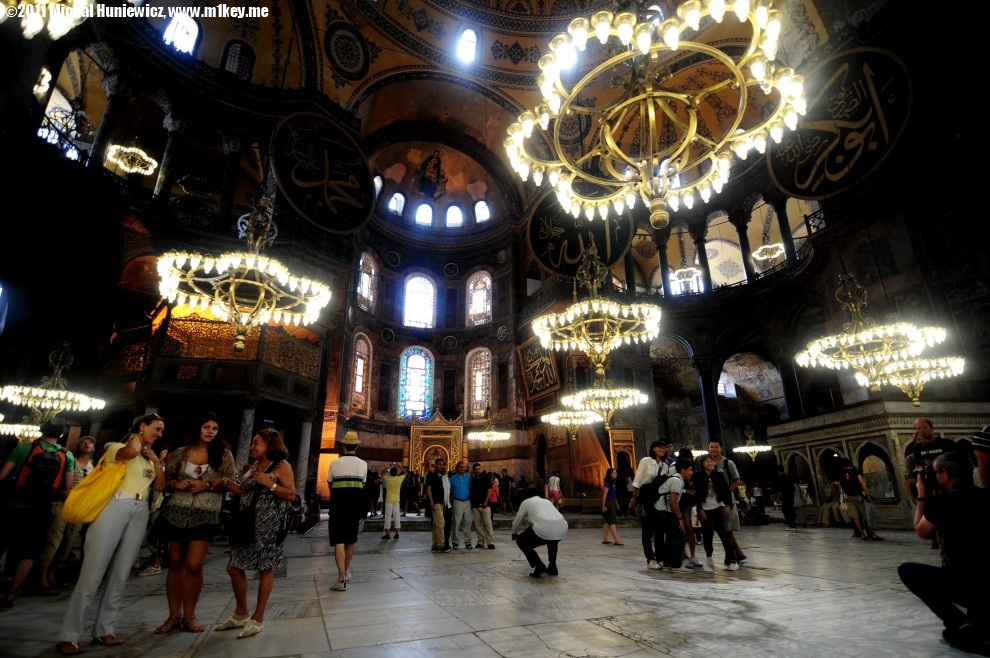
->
56, 413, 167, 656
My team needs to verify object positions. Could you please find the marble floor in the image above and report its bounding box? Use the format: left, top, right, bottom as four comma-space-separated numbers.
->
0, 515, 973, 657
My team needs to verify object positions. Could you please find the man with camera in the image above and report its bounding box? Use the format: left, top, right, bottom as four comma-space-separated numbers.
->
898, 451, 990, 654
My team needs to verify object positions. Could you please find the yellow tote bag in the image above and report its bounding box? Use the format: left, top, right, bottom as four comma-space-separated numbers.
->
62, 452, 127, 524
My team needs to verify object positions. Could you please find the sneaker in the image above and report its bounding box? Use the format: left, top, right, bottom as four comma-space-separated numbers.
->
217, 613, 249, 631
647, 560, 662, 570
465, 543, 473, 549
785, 527, 796, 532
237, 619, 264, 638
393, 533, 399, 539
488, 544, 495, 549
475, 542, 484, 549
702, 556, 713, 572
380, 534, 391, 540
137, 565, 162, 577
546, 565, 558, 576
727, 562, 740, 571
438, 545, 451, 553
668, 565, 694, 574
690, 557, 704, 567
452, 543, 460, 549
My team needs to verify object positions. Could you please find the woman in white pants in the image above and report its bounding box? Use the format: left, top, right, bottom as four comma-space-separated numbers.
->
56, 414, 166, 656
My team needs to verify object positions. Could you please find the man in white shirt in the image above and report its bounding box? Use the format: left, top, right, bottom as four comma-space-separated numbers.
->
510, 484, 568, 578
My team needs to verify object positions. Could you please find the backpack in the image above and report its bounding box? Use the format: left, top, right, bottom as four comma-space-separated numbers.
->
14, 440, 68, 504
638, 463, 672, 510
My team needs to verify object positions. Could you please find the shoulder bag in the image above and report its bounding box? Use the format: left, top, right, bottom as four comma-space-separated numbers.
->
62, 451, 127, 524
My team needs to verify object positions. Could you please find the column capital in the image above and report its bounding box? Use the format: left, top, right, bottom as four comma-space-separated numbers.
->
101, 72, 132, 100
163, 113, 188, 134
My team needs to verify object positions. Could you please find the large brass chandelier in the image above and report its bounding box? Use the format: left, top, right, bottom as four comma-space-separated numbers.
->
532, 244, 661, 380
504, 0, 806, 229
542, 409, 603, 440
876, 357, 966, 407
0, 0, 89, 39
795, 274, 952, 392
732, 425, 771, 460
157, 196, 332, 351
0, 342, 106, 438
467, 406, 511, 451
562, 381, 647, 431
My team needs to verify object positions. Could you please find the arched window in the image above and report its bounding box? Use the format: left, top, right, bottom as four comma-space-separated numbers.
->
415, 203, 433, 226
399, 346, 434, 420
356, 251, 378, 313
373, 175, 383, 199
388, 192, 405, 216
445, 205, 463, 228
350, 334, 371, 415
403, 274, 436, 328
221, 40, 255, 80
466, 271, 492, 326
475, 200, 491, 223
466, 348, 492, 418
456, 28, 477, 63
163, 15, 199, 54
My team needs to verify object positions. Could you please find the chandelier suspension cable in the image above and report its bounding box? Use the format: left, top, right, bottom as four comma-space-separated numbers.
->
157, 171, 333, 351
466, 405, 511, 451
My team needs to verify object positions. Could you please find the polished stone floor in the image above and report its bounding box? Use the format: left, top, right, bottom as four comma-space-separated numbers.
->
0, 514, 973, 657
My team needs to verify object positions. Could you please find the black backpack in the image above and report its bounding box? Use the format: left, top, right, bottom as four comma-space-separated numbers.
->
13, 440, 68, 504
638, 464, 672, 510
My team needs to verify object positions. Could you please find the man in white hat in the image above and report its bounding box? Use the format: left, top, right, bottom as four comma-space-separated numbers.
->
327, 431, 367, 591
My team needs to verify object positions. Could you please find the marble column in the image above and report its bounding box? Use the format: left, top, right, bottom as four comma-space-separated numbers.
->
688, 223, 713, 293
768, 191, 797, 261
623, 248, 637, 296
654, 230, 672, 298
153, 113, 187, 202
236, 402, 259, 470
728, 205, 756, 282
693, 357, 723, 443
295, 412, 315, 495
88, 72, 131, 169
776, 354, 805, 421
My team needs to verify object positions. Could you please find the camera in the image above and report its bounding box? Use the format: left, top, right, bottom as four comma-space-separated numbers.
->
915, 464, 936, 488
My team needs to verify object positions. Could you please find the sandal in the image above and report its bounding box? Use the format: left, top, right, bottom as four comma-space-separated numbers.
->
183, 617, 205, 633
154, 616, 182, 634
92, 634, 124, 646
613, 543, 625, 546
57, 642, 85, 655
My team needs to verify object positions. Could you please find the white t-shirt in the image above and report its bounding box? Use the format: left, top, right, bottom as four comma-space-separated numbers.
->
655, 473, 684, 513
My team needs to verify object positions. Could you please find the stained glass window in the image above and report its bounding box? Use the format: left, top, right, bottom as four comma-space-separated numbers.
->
467, 348, 492, 418
403, 274, 435, 328
466, 271, 492, 326
350, 334, 371, 415
399, 347, 433, 420
357, 252, 378, 313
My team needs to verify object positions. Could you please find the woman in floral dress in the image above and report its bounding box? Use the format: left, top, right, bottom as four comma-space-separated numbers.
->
215, 429, 295, 639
